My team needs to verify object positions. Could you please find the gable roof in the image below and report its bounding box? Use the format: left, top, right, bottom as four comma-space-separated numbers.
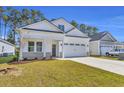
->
18, 17, 88, 38
0, 38, 15, 46
19, 20, 63, 33
90, 31, 117, 41
51, 17, 88, 37
51, 17, 74, 29
65, 27, 75, 33
66, 28, 88, 38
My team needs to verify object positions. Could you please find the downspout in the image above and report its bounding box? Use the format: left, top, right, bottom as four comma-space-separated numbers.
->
62, 31, 65, 58
98, 40, 101, 56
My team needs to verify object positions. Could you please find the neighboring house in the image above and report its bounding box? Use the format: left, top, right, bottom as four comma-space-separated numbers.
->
0, 38, 15, 56
89, 31, 124, 56
16, 18, 90, 60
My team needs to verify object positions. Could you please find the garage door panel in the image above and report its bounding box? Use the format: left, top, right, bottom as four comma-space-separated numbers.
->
100, 46, 113, 55
64, 45, 86, 57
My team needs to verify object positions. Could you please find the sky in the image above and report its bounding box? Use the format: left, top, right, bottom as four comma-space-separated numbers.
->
12, 6, 124, 42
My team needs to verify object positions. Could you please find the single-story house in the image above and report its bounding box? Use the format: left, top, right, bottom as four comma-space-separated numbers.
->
0, 38, 15, 56
16, 18, 90, 60
89, 31, 124, 56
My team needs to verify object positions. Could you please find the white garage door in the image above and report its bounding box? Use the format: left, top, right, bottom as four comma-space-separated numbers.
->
64, 43, 86, 57
100, 46, 113, 56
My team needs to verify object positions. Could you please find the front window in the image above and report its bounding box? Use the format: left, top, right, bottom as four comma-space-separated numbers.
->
81, 44, 85, 46
64, 43, 68, 45
58, 25, 64, 31
28, 41, 34, 52
70, 43, 74, 45
75, 44, 80, 46
37, 42, 42, 52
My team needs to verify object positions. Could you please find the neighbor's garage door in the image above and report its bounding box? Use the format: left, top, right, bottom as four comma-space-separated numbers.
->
64, 43, 86, 57
100, 46, 113, 56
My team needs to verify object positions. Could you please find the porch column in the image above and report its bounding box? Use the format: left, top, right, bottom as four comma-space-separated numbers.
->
34, 41, 37, 52
19, 34, 23, 60
43, 39, 46, 57
62, 40, 64, 58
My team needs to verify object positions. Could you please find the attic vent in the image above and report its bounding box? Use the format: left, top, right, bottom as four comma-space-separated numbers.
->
58, 25, 64, 31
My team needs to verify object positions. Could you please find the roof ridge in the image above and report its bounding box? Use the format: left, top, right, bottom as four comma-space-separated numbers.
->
90, 31, 117, 41
19, 19, 64, 33
51, 17, 88, 37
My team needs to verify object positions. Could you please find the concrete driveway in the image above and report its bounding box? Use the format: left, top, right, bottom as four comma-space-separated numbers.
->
60, 57, 124, 76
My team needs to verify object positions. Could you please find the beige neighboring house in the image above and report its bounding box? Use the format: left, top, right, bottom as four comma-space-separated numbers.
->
16, 18, 90, 60
0, 38, 15, 56
89, 31, 124, 56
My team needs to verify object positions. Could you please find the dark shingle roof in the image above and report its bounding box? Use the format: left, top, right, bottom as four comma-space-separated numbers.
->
90, 31, 117, 41
22, 28, 63, 33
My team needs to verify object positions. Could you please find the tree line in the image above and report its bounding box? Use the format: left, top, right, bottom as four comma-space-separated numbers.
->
71, 20, 98, 36
0, 6, 99, 45
0, 6, 45, 44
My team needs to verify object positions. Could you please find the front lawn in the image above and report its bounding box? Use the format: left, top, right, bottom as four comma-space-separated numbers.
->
0, 60, 124, 87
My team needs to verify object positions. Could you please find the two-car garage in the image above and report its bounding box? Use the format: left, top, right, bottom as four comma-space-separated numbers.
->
64, 43, 86, 57
100, 45, 113, 56
63, 36, 89, 58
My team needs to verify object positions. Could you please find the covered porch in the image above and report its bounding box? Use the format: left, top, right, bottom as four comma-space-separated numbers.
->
19, 29, 64, 60
20, 38, 64, 60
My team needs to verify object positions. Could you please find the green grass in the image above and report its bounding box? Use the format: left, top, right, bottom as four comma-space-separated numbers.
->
0, 55, 17, 64
92, 56, 124, 61
0, 60, 124, 87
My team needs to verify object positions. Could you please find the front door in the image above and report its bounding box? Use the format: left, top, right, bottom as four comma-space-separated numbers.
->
52, 44, 56, 57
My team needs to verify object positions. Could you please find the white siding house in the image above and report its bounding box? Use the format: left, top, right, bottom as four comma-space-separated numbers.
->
0, 38, 15, 56
17, 18, 90, 60
51, 18, 90, 57
89, 31, 124, 56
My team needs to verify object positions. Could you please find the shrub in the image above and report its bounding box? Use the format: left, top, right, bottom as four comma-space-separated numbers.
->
0, 55, 17, 64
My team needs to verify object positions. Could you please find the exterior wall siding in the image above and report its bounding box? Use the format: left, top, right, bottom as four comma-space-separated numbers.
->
89, 41, 100, 56
66, 28, 88, 37
21, 29, 64, 40
23, 20, 62, 32
0, 42, 15, 56
22, 52, 44, 59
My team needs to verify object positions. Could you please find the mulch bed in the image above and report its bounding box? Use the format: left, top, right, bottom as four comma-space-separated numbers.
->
9, 61, 34, 65
9, 59, 55, 65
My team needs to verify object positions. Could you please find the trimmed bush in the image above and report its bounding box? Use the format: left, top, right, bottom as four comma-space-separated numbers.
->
0, 55, 17, 64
